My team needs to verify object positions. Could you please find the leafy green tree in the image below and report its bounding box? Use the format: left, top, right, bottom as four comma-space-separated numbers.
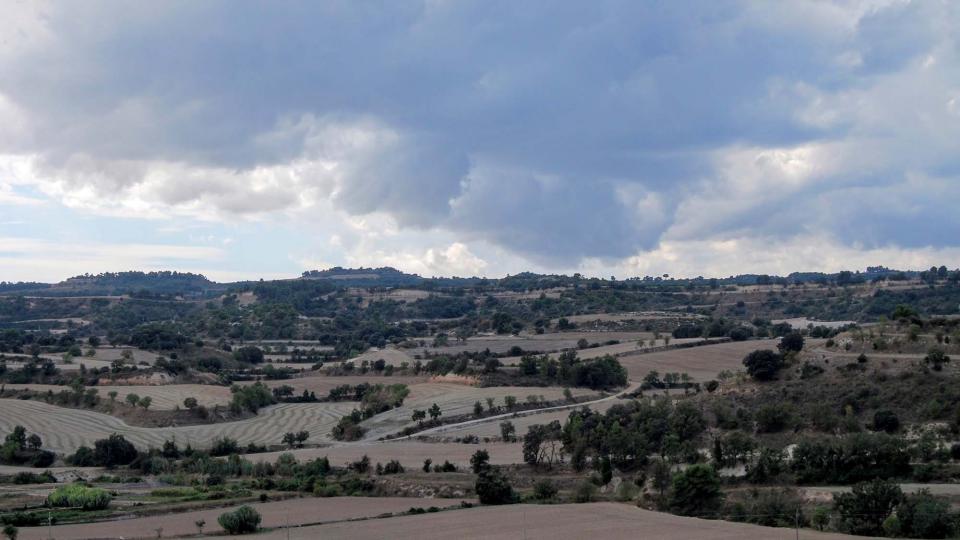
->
475, 468, 517, 505
893, 489, 955, 538
778, 332, 805, 353
833, 479, 903, 535
428, 403, 442, 421
668, 464, 723, 516
499, 421, 516, 442
872, 410, 900, 433
470, 449, 490, 474
742, 350, 784, 381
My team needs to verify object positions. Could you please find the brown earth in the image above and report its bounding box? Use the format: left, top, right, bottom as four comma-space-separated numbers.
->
618, 339, 780, 381
18, 496, 472, 540
237, 502, 873, 540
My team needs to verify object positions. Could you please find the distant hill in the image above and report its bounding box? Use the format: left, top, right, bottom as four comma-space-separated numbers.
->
12, 271, 226, 298
300, 267, 424, 287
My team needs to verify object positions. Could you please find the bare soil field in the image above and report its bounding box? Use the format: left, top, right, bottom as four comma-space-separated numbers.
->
346, 347, 417, 366
359, 383, 596, 440
238, 374, 429, 397
618, 339, 780, 381
499, 337, 704, 366
0, 399, 355, 453
409, 331, 655, 357
251, 440, 525, 468
241, 502, 869, 540
19, 496, 471, 540
772, 317, 856, 329
550, 311, 706, 324
93, 346, 160, 364
2, 383, 233, 410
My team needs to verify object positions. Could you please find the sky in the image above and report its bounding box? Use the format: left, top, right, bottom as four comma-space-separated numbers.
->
1, 0, 959, 283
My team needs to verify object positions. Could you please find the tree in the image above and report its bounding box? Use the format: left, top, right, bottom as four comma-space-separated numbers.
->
108, 391, 118, 402
742, 349, 784, 381
428, 403, 442, 421
183, 397, 198, 410
282, 432, 297, 448
233, 346, 265, 365
504, 395, 517, 411
194, 520, 205, 535
668, 464, 723, 516
705, 380, 719, 393
125, 393, 140, 407
470, 449, 490, 474
93, 434, 138, 468
2, 525, 17, 540
499, 421, 516, 442
893, 489, 955, 539
422, 458, 432, 472
218, 505, 261, 534
485, 397, 495, 412
924, 348, 951, 371
139, 396, 152, 410
872, 410, 900, 433
778, 331, 805, 353
475, 468, 517, 505
411, 409, 426, 426
25, 434, 41, 451
473, 400, 484, 418
295, 430, 309, 446
834, 479, 903, 536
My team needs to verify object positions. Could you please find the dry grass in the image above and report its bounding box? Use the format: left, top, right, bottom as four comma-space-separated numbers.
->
240, 502, 869, 540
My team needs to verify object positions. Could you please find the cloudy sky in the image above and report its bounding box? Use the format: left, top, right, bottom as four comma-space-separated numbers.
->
1, 1, 959, 282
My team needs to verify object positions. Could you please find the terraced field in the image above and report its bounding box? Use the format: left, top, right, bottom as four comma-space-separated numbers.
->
239, 374, 429, 396
19, 496, 472, 540
241, 502, 866, 540
2, 383, 233, 409
0, 399, 355, 453
617, 339, 779, 381
248, 441, 526, 468
359, 383, 596, 439
499, 337, 704, 366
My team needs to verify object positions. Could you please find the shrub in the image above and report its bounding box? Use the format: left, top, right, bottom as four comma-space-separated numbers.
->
668, 464, 723, 516
742, 350, 784, 381
872, 410, 900, 433
475, 469, 517, 505
217, 505, 261, 534
533, 479, 558, 500
47, 483, 112, 510
93, 434, 138, 468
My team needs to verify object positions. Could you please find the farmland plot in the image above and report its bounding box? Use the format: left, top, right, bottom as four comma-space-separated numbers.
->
248, 440, 526, 468
2, 383, 233, 410
617, 339, 779, 381
0, 399, 355, 453
241, 502, 867, 540
18, 497, 471, 540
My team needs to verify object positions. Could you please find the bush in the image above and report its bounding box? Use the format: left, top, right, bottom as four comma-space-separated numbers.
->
475, 469, 517, 505
533, 479, 558, 500
93, 434, 138, 468
872, 410, 900, 433
668, 464, 723, 516
47, 483, 112, 510
742, 350, 784, 381
755, 404, 792, 433
217, 505, 261, 534
834, 479, 903, 535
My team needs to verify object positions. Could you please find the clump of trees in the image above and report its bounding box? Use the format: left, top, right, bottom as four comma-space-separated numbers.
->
0, 426, 54, 467
742, 350, 785, 381
68, 434, 138, 468
512, 351, 627, 389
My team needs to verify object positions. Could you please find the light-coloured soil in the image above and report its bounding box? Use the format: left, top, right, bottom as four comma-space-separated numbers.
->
2, 384, 233, 410
499, 337, 704, 366
93, 346, 161, 364
18, 496, 471, 540
618, 339, 780, 381
409, 331, 655, 357
247, 441, 525, 468
359, 383, 595, 439
238, 375, 429, 397
238, 502, 871, 540
345, 347, 417, 366
0, 399, 355, 453
772, 318, 856, 329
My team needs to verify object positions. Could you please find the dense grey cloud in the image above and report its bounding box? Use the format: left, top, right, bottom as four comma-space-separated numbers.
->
1, 0, 959, 270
